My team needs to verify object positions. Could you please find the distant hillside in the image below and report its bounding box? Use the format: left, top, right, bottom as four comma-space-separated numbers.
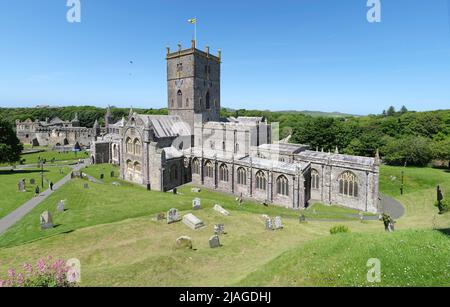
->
222, 108, 357, 118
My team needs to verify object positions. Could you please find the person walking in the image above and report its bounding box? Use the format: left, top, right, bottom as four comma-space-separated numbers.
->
49, 181, 54, 191
35, 186, 40, 197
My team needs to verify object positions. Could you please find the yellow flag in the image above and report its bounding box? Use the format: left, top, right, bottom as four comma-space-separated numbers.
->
188, 18, 197, 24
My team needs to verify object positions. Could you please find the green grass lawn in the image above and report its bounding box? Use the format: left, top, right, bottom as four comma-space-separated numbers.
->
0, 164, 449, 286
20, 149, 89, 165
0, 166, 70, 219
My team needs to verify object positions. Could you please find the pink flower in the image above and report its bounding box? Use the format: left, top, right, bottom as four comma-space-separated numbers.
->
23, 263, 33, 274
17, 273, 24, 286
37, 259, 46, 273
7, 269, 16, 278
0, 280, 4, 288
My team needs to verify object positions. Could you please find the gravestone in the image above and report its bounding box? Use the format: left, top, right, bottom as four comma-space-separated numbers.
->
156, 212, 166, 221
167, 208, 181, 224
182, 213, 205, 230
191, 188, 201, 193
213, 204, 230, 216
192, 198, 201, 210
83, 183, 89, 189
40, 211, 54, 230
173, 188, 177, 195
214, 224, 225, 235
56, 200, 65, 212
265, 218, 274, 231
112, 182, 121, 186
18, 180, 25, 192
274, 216, 283, 230
209, 235, 221, 248
110, 171, 115, 178
299, 214, 307, 223
30, 178, 36, 185
100, 174, 104, 180
176, 236, 193, 249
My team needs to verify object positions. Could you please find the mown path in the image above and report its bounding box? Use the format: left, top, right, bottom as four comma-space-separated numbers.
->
0, 162, 87, 235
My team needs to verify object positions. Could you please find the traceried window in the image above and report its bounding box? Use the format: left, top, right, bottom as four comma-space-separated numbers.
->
126, 138, 133, 154
205, 161, 214, 178
126, 160, 133, 170
134, 139, 141, 155
339, 171, 358, 197
276, 175, 289, 196
192, 159, 200, 175
237, 167, 247, 185
134, 162, 142, 174
219, 164, 229, 182
177, 90, 183, 108
311, 169, 320, 190
255, 171, 267, 191
113, 145, 118, 159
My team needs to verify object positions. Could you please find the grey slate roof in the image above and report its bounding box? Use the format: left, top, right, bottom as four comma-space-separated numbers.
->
136, 115, 191, 138
297, 150, 375, 167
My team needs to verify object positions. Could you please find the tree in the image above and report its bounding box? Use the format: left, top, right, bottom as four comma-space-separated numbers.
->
400, 105, 408, 114
0, 118, 23, 165
382, 136, 433, 166
386, 106, 396, 116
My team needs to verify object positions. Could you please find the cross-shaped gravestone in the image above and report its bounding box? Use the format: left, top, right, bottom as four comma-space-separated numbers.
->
214, 224, 225, 235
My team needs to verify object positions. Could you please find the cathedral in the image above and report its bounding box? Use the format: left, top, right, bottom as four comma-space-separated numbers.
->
92, 40, 380, 213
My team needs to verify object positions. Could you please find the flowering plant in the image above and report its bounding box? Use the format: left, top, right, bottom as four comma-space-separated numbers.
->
0, 256, 78, 287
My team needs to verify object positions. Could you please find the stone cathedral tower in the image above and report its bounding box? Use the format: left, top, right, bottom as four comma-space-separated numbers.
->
166, 40, 221, 133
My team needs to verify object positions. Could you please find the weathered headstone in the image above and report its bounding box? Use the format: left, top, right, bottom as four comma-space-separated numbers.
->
167, 208, 181, 224
209, 235, 221, 248
213, 204, 230, 216
173, 188, 177, 195
156, 212, 166, 221
299, 214, 307, 223
100, 174, 104, 180
176, 236, 193, 249
56, 200, 65, 212
265, 218, 274, 231
192, 198, 201, 210
112, 182, 121, 186
40, 211, 53, 230
30, 178, 36, 185
110, 171, 115, 178
83, 183, 89, 189
18, 180, 25, 192
182, 213, 205, 230
274, 216, 283, 230
191, 188, 201, 193
214, 224, 225, 235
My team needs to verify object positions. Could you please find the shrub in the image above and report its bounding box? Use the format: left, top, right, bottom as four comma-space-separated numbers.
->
0, 256, 78, 288
330, 225, 350, 235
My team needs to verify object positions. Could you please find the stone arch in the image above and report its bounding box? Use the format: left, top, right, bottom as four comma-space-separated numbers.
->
255, 170, 267, 191
177, 90, 183, 108
237, 167, 247, 185
204, 160, 214, 178
311, 169, 320, 190
219, 163, 229, 182
276, 175, 289, 196
192, 158, 200, 175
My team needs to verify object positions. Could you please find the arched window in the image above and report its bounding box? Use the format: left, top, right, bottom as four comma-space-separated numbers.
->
134, 162, 142, 174
170, 165, 178, 181
237, 167, 247, 185
113, 145, 118, 159
192, 159, 200, 175
126, 138, 133, 154
277, 175, 289, 196
338, 171, 358, 197
177, 90, 183, 108
311, 169, 320, 190
206, 92, 210, 109
133, 138, 141, 155
205, 161, 214, 178
126, 160, 133, 170
219, 164, 229, 182
255, 171, 267, 191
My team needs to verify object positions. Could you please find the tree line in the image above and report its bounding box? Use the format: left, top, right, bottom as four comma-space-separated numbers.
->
1, 106, 449, 167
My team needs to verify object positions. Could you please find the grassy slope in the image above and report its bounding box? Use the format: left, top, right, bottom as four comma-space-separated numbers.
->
0, 164, 449, 286
0, 166, 70, 219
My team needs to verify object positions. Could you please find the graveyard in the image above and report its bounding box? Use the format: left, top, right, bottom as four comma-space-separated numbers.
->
0, 163, 449, 286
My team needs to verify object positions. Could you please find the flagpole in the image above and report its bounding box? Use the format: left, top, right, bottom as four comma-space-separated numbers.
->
194, 17, 197, 45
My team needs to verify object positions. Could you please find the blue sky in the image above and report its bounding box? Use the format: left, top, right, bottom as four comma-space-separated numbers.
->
0, 0, 449, 114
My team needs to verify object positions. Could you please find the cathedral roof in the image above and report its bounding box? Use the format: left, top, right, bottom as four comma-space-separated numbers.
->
136, 115, 191, 138
297, 150, 375, 167
257, 143, 309, 154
